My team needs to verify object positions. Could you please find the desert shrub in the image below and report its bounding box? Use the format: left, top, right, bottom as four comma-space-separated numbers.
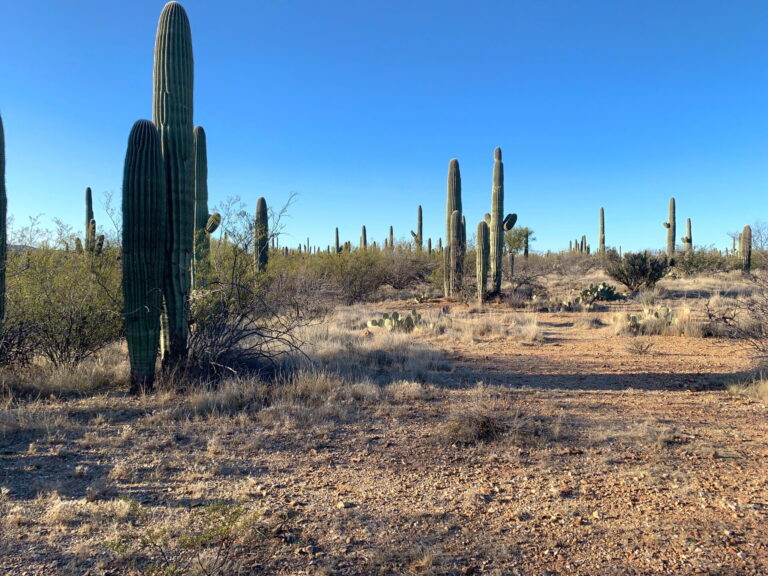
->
612, 305, 703, 337
705, 274, 768, 359
604, 251, 669, 292
675, 248, 738, 276
381, 248, 437, 291
6, 245, 123, 368
325, 250, 389, 304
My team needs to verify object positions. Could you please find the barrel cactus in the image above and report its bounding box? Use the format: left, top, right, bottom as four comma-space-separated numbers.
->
122, 120, 166, 393
154, 1, 194, 368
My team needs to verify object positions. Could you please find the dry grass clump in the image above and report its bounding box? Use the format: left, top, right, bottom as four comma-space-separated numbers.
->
727, 370, 768, 404
429, 310, 543, 344
611, 305, 706, 337
180, 377, 269, 418
437, 385, 548, 446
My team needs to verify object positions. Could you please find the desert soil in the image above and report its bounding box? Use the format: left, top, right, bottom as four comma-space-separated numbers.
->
1, 297, 767, 575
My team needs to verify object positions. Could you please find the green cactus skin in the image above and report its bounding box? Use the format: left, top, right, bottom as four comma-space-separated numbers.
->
681, 218, 692, 254
0, 115, 6, 330
85, 187, 95, 252
389, 225, 394, 250
122, 119, 167, 393
742, 225, 752, 272
444, 159, 462, 297
503, 213, 517, 232
95, 235, 105, 256
448, 210, 461, 297
205, 212, 220, 234
663, 197, 676, 260
489, 147, 505, 294
410, 205, 423, 251
599, 207, 605, 254
427, 237, 432, 255
476, 220, 489, 304
335, 227, 340, 254
437, 237, 442, 253
580, 235, 586, 254
360, 225, 367, 251
192, 125, 211, 286
569, 240, 572, 252
255, 197, 269, 273
154, 1, 194, 368
523, 231, 529, 259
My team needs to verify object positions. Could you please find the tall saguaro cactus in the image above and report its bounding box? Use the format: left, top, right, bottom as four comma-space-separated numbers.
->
360, 225, 367, 251
663, 197, 676, 260
122, 120, 166, 393
255, 197, 269, 273
681, 218, 693, 254
741, 225, 752, 273
476, 220, 489, 303
489, 147, 505, 294
192, 125, 213, 286
154, 1, 194, 368
0, 115, 6, 330
334, 227, 340, 254
444, 159, 463, 297
410, 205, 423, 251
85, 187, 96, 253
599, 207, 605, 254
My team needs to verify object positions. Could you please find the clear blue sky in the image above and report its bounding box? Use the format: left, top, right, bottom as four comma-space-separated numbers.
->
2, 0, 766, 252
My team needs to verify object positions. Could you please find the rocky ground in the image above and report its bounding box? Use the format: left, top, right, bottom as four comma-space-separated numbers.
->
1, 284, 767, 575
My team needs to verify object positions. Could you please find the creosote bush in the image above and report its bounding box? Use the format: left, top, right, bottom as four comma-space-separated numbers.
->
604, 250, 669, 293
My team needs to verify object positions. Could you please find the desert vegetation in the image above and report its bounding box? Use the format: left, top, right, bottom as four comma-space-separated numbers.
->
2, 2, 768, 575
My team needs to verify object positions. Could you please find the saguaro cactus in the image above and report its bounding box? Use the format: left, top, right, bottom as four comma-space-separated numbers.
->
681, 218, 692, 254
489, 147, 513, 294
741, 225, 752, 273
410, 205, 423, 251
154, 1, 194, 368
122, 120, 166, 393
389, 226, 394, 250
255, 197, 269, 273
663, 197, 676, 260
360, 225, 367, 251
192, 125, 213, 286
476, 220, 489, 303
334, 227, 340, 254
599, 207, 605, 254
0, 115, 6, 330
85, 187, 96, 253
444, 159, 464, 296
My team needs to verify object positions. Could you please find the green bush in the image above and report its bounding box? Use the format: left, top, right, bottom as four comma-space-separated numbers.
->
604, 251, 669, 293
6, 245, 123, 368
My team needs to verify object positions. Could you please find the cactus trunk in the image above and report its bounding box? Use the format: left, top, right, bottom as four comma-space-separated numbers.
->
85, 187, 95, 253
664, 197, 676, 260
154, 1, 194, 369
192, 125, 211, 286
360, 225, 367, 251
476, 220, 489, 303
410, 205, 423, 251
122, 120, 166, 393
742, 225, 752, 272
681, 218, 693, 254
0, 115, 6, 330
599, 207, 605, 254
489, 147, 504, 294
255, 197, 269, 273
444, 159, 463, 297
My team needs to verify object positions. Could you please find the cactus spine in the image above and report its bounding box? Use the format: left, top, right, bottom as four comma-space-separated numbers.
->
444, 159, 464, 297
663, 197, 676, 260
0, 115, 6, 330
741, 225, 752, 272
681, 218, 692, 254
599, 207, 605, 254
476, 220, 489, 303
122, 120, 166, 393
255, 197, 269, 273
410, 205, 423, 251
154, 1, 194, 368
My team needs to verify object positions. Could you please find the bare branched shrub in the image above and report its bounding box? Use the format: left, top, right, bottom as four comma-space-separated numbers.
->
705, 274, 768, 358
